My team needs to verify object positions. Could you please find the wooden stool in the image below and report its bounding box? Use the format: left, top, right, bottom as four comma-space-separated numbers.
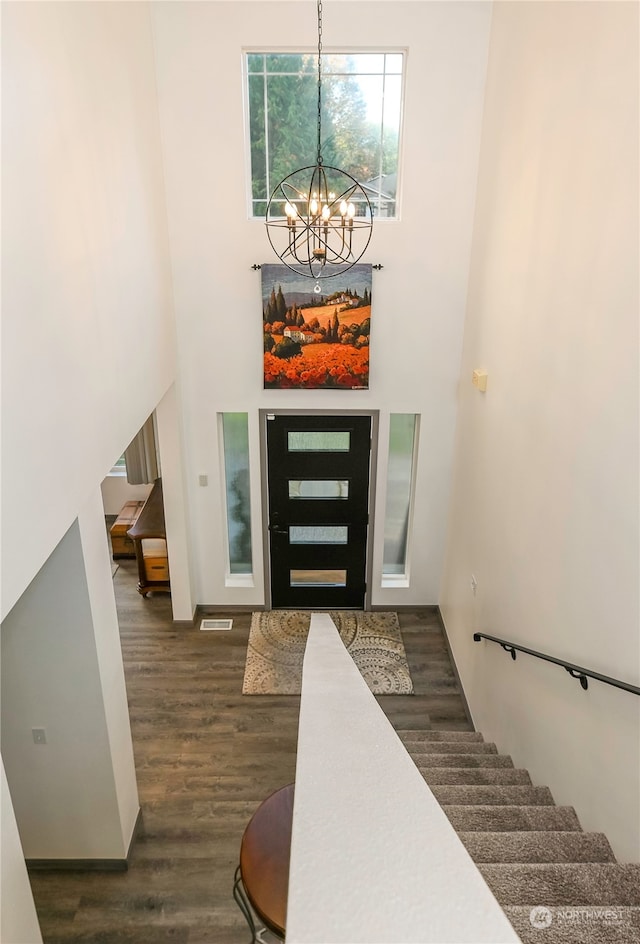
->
234, 783, 294, 942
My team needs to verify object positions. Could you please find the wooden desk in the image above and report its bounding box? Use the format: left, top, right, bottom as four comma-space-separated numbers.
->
238, 783, 294, 939
127, 479, 170, 596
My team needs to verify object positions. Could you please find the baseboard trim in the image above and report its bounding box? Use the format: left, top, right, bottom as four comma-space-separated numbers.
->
196, 604, 265, 615
370, 604, 439, 613
27, 857, 128, 872
436, 606, 475, 729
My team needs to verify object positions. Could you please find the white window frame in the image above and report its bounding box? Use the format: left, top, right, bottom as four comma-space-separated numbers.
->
242, 48, 407, 222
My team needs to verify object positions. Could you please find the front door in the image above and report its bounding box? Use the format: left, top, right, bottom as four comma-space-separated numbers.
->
265, 414, 372, 609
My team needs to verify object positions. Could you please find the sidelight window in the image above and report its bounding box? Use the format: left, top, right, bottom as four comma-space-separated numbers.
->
221, 413, 253, 576
382, 414, 419, 582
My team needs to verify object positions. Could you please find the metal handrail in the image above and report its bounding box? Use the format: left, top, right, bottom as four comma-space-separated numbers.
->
473, 632, 640, 696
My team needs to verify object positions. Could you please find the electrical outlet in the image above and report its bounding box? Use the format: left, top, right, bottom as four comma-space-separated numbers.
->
471, 574, 478, 595
32, 728, 47, 744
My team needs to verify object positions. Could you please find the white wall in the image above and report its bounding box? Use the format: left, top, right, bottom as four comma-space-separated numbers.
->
77, 490, 140, 852
1, 2, 177, 933
1, 519, 138, 861
100, 476, 153, 517
151, 0, 492, 606
0, 762, 42, 944
440, 1, 640, 861
156, 384, 197, 620
1, 0, 177, 620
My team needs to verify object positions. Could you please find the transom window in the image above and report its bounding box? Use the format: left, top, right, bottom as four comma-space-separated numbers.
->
246, 52, 404, 220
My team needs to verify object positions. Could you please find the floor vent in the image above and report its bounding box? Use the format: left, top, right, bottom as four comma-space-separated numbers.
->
200, 618, 233, 631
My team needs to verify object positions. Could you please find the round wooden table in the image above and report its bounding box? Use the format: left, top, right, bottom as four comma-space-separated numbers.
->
236, 783, 294, 940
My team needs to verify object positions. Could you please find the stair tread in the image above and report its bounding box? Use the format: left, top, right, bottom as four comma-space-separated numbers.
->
396, 729, 484, 742
503, 905, 640, 943
479, 863, 640, 906
458, 831, 616, 863
418, 767, 531, 785
408, 751, 513, 768
400, 741, 499, 754
409, 753, 515, 768
444, 805, 582, 832
432, 784, 555, 805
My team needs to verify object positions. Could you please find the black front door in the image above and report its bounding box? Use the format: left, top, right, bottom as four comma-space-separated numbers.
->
266, 414, 372, 609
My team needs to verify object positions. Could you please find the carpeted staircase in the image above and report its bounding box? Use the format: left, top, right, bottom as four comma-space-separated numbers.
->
396, 729, 640, 943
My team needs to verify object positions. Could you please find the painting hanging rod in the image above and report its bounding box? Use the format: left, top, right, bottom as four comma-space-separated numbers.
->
252, 264, 383, 270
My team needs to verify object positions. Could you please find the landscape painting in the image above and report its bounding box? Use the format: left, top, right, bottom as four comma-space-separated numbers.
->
262, 264, 371, 389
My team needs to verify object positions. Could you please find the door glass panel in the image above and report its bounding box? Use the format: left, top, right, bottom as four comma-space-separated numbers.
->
288, 480, 349, 499
287, 431, 351, 452
290, 569, 347, 587
289, 525, 349, 544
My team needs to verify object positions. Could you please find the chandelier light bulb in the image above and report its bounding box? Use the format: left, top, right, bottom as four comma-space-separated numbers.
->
347, 202, 356, 218
322, 205, 331, 221
340, 200, 348, 216
309, 198, 318, 215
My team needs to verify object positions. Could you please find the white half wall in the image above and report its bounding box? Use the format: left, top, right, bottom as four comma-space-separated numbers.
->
440, 1, 640, 862
151, 0, 492, 606
287, 614, 520, 943
1, 0, 176, 620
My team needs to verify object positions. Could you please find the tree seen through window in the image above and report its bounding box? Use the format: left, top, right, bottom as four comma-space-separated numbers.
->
247, 53, 403, 219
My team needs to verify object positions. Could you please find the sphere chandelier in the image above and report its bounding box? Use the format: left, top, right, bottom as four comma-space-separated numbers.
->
265, 0, 373, 287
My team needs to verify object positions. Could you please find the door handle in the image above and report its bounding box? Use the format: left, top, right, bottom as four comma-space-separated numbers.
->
268, 523, 288, 535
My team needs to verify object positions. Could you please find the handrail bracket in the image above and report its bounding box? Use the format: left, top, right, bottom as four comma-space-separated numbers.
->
566, 667, 589, 690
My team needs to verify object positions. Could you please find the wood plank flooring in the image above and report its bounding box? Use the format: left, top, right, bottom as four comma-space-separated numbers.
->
28, 558, 472, 944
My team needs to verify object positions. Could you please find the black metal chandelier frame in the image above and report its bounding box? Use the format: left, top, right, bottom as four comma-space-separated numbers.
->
265, 0, 373, 282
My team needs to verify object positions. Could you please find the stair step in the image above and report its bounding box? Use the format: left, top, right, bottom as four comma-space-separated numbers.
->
408, 752, 515, 768
459, 831, 616, 863
503, 905, 640, 944
396, 729, 485, 742
444, 805, 582, 832
418, 767, 531, 786
479, 863, 640, 906
432, 784, 555, 806
400, 740, 499, 754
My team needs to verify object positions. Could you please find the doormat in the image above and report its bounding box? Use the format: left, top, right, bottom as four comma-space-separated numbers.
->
242, 611, 413, 695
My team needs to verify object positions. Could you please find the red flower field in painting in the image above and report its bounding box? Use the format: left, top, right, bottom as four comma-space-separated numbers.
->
264, 343, 369, 389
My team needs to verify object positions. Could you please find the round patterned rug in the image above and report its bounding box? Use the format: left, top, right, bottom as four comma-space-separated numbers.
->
242, 611, 414, 695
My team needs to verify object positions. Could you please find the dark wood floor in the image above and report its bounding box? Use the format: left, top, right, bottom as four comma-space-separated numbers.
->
28, 558, 472, 944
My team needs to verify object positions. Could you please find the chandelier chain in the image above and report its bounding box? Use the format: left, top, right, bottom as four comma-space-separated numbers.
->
264, 0, 373, 279
316, 0, 323, 164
